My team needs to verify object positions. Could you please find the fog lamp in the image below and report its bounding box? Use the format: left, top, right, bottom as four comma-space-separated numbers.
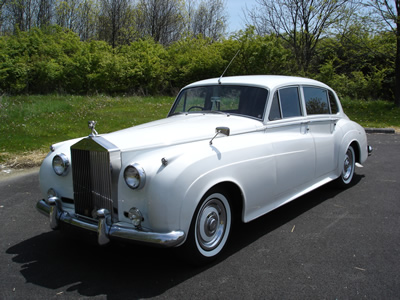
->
128, 207, 143, 227
47, 188, 58, 199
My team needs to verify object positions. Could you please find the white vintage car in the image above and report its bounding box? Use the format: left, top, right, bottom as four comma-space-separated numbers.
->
37, 75, 372, 264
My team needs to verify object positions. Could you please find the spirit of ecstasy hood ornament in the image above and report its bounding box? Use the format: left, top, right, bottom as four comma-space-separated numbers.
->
88, 120, 98, 136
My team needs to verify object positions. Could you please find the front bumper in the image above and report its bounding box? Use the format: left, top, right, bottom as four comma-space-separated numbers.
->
36, 198, 185, 247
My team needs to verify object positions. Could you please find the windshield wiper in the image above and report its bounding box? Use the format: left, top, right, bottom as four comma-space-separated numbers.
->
204, 110, 230, 116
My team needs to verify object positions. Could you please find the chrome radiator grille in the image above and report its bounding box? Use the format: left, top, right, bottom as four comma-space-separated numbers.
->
71, 137, 120, 219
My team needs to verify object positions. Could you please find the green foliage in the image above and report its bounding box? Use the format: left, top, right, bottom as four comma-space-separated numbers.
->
0, 25, 397, 102
316, 61, 389, 100
314, 25, 395, 101
168, 36, 225, 87
218, 27, 293, 76
117, 39, 169, 94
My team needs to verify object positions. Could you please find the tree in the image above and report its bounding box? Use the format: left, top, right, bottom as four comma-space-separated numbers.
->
55, 0, 97, 41
36, 0, 53, 28
55, 0, 80, 31
190, 0, 227, 41
134, 0, 185, 45
75, 0, 98, 41
367, 0, 400, 106
246, 0, 356, 74
97, 0, 131, 47
1, 0, 54, 33
6, 0, 35, 32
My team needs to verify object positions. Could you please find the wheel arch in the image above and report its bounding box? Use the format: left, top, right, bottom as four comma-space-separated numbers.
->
180, 179, 245, 242
338, 128, 363, 174
350, 140, 361, 163
207, 181, 244, 222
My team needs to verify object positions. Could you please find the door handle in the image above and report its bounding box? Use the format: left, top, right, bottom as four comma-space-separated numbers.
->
301, 121, 310, 134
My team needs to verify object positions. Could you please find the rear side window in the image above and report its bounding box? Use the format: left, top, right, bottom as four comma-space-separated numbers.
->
328, 90, 339, 114
269, 87, 302, 120
304, 87, 330, 115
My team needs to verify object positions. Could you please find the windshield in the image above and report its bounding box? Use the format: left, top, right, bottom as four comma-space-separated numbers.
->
169, 85, 268, 120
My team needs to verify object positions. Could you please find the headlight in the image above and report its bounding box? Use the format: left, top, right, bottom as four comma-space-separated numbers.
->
124, 163, 146, 189
52, 153, 70, 176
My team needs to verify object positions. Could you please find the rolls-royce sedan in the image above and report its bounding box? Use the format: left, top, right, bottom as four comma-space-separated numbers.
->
37, 75, 372, 264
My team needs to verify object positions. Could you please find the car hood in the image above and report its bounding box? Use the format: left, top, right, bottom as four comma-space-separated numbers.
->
98, 114, 264, 151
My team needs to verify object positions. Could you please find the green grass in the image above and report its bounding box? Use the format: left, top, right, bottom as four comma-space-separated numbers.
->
0, 95, 399, 165
0, 95, 174, 164
341, 98, 400, 129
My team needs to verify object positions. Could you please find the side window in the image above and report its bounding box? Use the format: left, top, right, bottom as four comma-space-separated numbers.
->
280, 87, 302, 118
268, 87, 302, 120
269, 92, 282, 120
328, 90, 339, 114
304, 87, 329, 115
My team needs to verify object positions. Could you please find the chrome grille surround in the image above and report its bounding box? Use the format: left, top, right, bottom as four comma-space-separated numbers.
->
71, 136, 121, 222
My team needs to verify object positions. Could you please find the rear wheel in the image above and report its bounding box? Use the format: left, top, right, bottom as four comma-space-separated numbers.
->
336, 145, 355, 187
182, 188, 232, 265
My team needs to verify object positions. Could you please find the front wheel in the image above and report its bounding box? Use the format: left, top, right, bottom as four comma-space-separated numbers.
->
336, 145, 355, 187
182, 189, 232, 265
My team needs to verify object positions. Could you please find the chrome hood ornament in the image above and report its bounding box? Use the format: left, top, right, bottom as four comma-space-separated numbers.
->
88, 120, 98, 136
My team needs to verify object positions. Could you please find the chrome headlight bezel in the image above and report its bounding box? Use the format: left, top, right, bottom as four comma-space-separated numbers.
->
124, 163, 146, 190
52, 153, 70, 176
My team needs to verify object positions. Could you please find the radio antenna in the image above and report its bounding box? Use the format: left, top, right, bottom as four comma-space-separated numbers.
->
218, 50, 240, 85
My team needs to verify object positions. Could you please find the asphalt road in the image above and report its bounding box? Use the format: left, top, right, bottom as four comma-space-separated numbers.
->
1, 134, 399, 299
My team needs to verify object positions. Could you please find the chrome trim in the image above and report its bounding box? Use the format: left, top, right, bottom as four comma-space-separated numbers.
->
36, 199, 186, 248
71, 136, 121, 222
97, 208, 111, 245
88, 120, 98, 136
46, 196, 62, 229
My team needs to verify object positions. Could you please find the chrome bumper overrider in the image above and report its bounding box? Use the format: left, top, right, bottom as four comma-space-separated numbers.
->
36, 198, 185, 247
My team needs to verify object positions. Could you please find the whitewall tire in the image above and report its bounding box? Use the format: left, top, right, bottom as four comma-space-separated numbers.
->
183, 188, 232, 264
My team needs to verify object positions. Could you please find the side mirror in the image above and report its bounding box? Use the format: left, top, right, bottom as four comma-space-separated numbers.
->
216, 126, 230, 136
210, 127, 230, 145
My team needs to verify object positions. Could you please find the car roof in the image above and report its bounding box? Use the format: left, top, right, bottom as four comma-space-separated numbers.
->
184, 75, 331, 91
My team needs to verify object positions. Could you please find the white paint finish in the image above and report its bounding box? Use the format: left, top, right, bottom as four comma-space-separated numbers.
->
38, 75, 370, 248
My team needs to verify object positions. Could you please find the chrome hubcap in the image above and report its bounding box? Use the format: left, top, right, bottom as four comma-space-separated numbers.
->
343, 149, 353, 181
206, 212, 218, 234
196, 198, 227, 251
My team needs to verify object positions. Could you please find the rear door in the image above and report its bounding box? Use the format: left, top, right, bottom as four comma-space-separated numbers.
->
266, 86, 316, 196
302, 86, 340, 178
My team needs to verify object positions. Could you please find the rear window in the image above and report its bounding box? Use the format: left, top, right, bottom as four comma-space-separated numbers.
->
328, 90, 339, 114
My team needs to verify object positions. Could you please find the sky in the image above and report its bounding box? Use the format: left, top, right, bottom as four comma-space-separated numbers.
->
225, 0, 259, 33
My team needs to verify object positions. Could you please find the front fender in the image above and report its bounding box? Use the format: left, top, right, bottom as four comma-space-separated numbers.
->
120, 131, 275, 237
